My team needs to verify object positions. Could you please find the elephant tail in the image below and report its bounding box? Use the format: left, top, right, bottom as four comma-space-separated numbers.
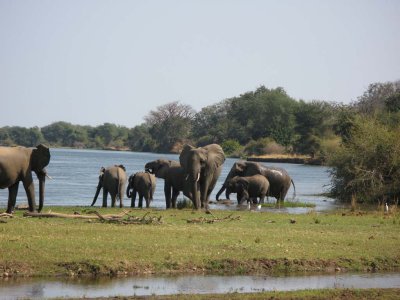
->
291, 179, 296, 200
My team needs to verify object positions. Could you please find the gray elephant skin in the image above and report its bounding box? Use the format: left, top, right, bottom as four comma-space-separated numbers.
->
126, 172, 156, 208
179, 144, 225, 210
145, 159, 194, 209
216, 161, 295, 202
0, 144, 51, 213
226, 175, 269, 205
91, 165, 127, 208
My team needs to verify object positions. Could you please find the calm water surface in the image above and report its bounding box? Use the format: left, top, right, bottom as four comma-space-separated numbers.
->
1, 273, 399, 299
0, 148, 335, 212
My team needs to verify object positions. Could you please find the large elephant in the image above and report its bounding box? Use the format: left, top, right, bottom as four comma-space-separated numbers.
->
179, 144, 225, 210
226, 175, 270, 205
126, 172, 156, 208
91, 165, 127, 208
0, 144, 51, 213
216, 161, 295, 202
145, 159, 191, 209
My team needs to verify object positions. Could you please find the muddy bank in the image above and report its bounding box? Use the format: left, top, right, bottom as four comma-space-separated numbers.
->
1, 257, 399, 279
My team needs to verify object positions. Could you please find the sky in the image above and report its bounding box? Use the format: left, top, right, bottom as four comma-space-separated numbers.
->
0, 0, 399, 128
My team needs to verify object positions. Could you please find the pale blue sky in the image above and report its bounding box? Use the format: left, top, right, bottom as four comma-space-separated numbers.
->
1, 0, 399, 128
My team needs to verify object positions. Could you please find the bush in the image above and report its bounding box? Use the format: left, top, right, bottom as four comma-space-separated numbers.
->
328, 117, 400, 204
221, 139, 242, 156
244, 138, 285, 156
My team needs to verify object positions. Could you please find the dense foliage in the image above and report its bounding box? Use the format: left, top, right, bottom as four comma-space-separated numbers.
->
328, 81, 400, 204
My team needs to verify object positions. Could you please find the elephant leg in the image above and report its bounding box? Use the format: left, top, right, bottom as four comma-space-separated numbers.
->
164, 183, 172, 209
171, 189, 180, 209
259, 195, 265, 204
102, 189, 108, 207
23, 175, 36, 212
138, 194, 143, 208
145, 195, 150, 208
111, 194, 117, 207
6, 182, 19, 214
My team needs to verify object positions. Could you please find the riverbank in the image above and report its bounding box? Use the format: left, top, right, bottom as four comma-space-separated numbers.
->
0, 207, 399, 278
78, 289, 400, 300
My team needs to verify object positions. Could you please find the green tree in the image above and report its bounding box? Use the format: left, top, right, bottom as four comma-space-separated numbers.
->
294, 100, 335, 155
145, 101, 195, 153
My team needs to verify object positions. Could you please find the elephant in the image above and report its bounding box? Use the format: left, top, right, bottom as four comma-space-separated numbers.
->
216, 160, 295, 202
145, 159, 193, 209
226, 175, 270, 205
91, 165, 127, 208
179, 144, 225, 210
126, 172, 156, 208
0, 144, 51, 213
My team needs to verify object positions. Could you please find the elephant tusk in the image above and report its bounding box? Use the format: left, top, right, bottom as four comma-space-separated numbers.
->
185, 174, 189, 181
46, 174, 53, 180
196, 173, 200, 182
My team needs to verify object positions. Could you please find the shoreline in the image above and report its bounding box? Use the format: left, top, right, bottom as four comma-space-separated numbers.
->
247, 156, 323, 165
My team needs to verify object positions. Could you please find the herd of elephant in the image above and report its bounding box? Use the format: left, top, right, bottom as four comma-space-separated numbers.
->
0, 143, 295, 213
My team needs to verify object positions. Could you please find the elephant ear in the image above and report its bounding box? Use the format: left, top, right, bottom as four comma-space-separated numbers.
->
204, 144, 225, 170
31, 144, 51, 172
238, 178, 249, 190
156, 160, 170, 178
179, 144, 195, 171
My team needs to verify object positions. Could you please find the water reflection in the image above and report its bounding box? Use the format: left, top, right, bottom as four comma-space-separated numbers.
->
1, 273, 399, 299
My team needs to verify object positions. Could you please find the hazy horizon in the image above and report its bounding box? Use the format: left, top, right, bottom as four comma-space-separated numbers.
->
1, 0, 399, 128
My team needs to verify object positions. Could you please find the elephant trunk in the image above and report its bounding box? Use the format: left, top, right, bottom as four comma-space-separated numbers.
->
126, 184, 132, 198
91, 185, 101, 206
36, 169, 47, 212
215, 184, 226, 201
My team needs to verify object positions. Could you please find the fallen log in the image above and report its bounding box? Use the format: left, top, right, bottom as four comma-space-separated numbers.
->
23, 211, 99, 219
0, 213, 14, 218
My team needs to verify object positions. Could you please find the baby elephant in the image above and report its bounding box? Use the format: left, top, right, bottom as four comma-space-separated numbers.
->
91, 165, 127, 208
226, 175, 269, 205
126, 172, 156, 208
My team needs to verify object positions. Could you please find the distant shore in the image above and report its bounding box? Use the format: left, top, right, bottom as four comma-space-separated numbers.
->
247, 154, 323, 165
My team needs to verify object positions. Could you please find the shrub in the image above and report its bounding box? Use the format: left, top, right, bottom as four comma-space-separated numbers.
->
328, 117, 400, 204
221, 139, 242, 156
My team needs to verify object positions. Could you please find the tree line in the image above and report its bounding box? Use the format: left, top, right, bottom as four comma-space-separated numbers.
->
1, 81, 400, 204
0, 86, 345, 156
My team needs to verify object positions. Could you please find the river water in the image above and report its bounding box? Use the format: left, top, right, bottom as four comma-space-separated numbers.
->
1, 273, 399, 299
0, 148, 335, 212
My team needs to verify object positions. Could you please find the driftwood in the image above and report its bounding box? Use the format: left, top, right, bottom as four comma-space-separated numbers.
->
186, 213, 241, 224
23, 210, 163, 225
0, 213, 14, 218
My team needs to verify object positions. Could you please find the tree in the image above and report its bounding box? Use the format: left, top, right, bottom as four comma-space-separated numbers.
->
294, 100, 335, 155
144, 101, 195, 153
356, 81, 400, 115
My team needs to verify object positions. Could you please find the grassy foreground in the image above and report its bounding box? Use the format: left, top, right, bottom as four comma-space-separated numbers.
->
0, 207, 399, 277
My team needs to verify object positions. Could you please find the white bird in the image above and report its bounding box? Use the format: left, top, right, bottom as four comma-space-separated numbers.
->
385, 203, 389, 213
257, 204, 261, 210
247, 202, 251, 210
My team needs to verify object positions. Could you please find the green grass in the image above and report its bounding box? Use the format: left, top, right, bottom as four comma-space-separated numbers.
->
0, 206, 399, 277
